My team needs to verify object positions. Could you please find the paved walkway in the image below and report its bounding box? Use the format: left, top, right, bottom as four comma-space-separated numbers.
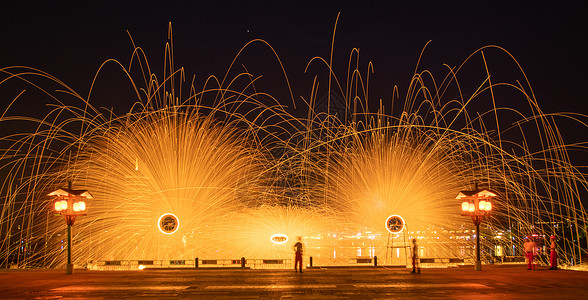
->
1, 264, 586, 299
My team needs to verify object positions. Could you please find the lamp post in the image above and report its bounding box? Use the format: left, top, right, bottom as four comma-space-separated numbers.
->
456, 185, 496, 271
49, 183, 92, 274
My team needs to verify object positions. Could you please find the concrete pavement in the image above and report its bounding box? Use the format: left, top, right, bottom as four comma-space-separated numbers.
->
1, 264, 586, 299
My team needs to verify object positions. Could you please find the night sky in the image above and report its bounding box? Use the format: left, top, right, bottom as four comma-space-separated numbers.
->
2, 1, 588, 264
0, 0, 586, 160
0, 2, 587, 217
1, 1, 585, 112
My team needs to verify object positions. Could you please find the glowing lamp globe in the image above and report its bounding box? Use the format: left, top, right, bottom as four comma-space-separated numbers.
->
56, 200, 68, 212
72, 201, 86, 212
479, 201, 487, 211
461, 202, 469, 212
468, 203, 475, 213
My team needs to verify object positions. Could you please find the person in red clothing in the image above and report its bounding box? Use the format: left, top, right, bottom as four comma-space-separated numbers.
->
293, 236, 304, 273
523, 237, 536, 270
549, 235, 558, 270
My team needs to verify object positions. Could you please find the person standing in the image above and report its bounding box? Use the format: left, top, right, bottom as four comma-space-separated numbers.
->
293, 236, 304, 273
523, 237, 536, 270
549, 235, 558, 270
411, 238, 420, 274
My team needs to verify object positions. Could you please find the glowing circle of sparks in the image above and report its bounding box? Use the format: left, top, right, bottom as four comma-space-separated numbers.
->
158, 213, 180, 235
385, 215, 405, 234
270, 233, 289, 244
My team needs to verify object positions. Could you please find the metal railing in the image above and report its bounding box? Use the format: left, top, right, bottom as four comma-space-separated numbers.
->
91, 259, 196, 270
91, 258, 292, 270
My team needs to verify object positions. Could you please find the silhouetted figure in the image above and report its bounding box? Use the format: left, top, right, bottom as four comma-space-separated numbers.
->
523, 237, 536, 270
549, 235, 558, 270
411, 238, 420, 274
293, 236, 304, 273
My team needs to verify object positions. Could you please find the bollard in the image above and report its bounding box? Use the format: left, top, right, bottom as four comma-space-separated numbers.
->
241, 257, 246, 268
374, 256, 378, 267
195, 257, 198, 268
309, 256, 313, 267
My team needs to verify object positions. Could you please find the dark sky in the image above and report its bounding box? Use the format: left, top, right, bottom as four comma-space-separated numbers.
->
1, 1, 586, 118
1, 1, 587, 206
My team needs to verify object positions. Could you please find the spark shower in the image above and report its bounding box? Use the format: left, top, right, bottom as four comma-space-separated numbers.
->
1, 24, 587, 269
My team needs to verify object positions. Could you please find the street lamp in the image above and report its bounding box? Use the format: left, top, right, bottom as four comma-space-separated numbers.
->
456, 185, 496, 271
49, 183, 92, 274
